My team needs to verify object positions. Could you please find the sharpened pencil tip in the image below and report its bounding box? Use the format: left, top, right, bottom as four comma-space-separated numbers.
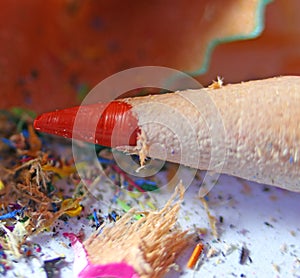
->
33, 101, 139, 148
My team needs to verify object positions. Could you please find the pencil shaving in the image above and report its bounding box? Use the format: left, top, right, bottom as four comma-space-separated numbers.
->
200, 197, 218, 239
82, 183, 192, 278
0, 116, 84, 258
137, 129, 149, 167
208, 76, 224, 89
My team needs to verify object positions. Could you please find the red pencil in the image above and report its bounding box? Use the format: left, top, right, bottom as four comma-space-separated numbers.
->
34, 76, 300, 193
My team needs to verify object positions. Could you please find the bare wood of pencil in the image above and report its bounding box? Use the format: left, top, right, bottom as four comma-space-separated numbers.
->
34, 76, 300, 193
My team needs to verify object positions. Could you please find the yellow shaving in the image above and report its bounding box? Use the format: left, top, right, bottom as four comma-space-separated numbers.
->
208, 76, 224, 89
0, 221, 30, 258
200, 197, 218, 239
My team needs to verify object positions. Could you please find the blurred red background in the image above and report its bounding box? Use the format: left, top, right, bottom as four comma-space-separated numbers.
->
0, 0, 299, 113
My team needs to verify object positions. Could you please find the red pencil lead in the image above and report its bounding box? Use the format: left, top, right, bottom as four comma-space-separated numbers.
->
34, 100, 139, 148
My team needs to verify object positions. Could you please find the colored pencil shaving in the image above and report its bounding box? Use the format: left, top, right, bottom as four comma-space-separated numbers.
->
200, 197, 218, 239
67, 183, 193, 278
0, 111, 82, 257
187, 242, 204, 269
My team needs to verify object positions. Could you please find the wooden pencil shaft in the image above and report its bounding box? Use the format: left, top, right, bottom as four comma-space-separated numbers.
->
121, 76, 300, 192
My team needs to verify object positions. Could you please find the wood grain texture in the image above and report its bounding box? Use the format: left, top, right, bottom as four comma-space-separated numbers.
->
122, 76, 300, 192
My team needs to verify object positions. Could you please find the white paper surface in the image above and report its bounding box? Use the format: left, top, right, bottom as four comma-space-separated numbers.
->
4, 169, 300, 278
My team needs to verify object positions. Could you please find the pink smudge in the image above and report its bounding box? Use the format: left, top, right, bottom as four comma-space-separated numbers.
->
63, 233, 139, 278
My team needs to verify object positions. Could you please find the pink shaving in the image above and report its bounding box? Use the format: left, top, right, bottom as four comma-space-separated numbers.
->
79, 262, 140, 278
63, 233, 139, 278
